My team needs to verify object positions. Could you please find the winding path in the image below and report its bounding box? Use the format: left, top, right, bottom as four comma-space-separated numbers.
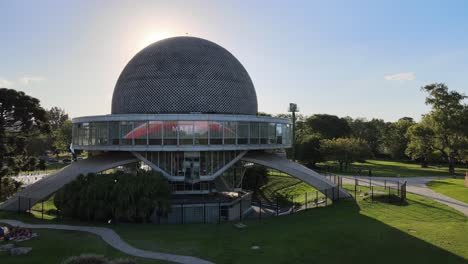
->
341, 176, 468, 217
0, 219, 214, 264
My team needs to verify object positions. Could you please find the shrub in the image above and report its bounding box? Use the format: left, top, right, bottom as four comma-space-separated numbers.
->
62, 255, 137, 264
62, 254, 108, 264
55, 169, 171, 222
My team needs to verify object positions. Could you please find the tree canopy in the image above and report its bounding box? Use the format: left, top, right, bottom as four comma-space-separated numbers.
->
55, 169, 171, 222
0, 88, 49, 178
406, 84, 467, 174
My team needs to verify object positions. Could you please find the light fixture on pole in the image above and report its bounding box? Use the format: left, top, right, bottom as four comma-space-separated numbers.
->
288, 103, 299, 160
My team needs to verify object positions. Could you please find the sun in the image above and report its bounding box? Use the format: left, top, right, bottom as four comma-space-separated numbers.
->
140, 32, 172, 48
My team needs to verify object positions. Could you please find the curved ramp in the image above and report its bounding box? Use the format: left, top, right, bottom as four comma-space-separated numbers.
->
0, 152, 138, 211
241, 152, 350, 198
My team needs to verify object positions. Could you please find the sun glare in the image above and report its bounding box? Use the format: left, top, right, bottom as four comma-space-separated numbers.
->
141, 32, 172, 48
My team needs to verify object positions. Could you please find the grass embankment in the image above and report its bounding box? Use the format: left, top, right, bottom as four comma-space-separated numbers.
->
257, 171, 327, 205
2, 187, 467, 263
427, 178, 468, 204
318, 159, 468, 177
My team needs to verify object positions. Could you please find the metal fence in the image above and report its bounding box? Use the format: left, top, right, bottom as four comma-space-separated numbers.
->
351, 177, 407, 204
9, 175, 407, 224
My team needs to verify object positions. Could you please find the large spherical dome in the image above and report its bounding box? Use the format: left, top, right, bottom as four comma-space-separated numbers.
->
111, 36, 258, 115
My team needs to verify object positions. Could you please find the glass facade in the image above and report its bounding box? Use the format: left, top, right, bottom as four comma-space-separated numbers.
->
73, 120, 292, 147
143, 151, 240, 178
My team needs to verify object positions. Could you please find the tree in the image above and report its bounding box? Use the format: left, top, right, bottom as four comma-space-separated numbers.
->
295, 134, 322, 167
47, 107, 69, 131
347, 117, 386, 156
55, 169, 171, 222
257, 112, 272, 117
0, 88, 49, 195
320, 138, 372, 171
405, 122, 435, 168
242, 165, 269, 191
305, 114, 351, 139
382, 117, 415, 160
413, 83, 468, 174
53, 119, 72, 152
47, 107, 72, 156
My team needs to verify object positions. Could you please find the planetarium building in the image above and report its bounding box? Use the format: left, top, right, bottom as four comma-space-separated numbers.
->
71, 37, 292, 222
1, 36, 347, 222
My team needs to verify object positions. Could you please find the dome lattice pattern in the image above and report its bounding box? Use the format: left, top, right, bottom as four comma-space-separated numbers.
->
111, 37, 258, 115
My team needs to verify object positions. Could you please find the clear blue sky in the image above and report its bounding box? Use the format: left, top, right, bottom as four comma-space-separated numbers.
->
1, 0, 467, 121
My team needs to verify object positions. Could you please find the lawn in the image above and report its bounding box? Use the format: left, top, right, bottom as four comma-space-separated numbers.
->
2, 188, 467, 264
256, 171, 327, 206
0, 228, 163, 264
317, 159, 468, 177
427, 178, 468, 204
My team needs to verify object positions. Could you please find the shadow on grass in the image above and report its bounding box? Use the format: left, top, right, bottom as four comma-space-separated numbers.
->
112, 200, 468, 264
1, 199, 467, 264
427, 181, 461, 187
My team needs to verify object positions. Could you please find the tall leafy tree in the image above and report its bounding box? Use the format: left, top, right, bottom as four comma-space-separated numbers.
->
305, 114, 351, 139
320, 138, 372, 171
295, 134, 322, 167
382, 117, 415, 160
53, 119, 73, 153
347, 117, 386, 156
409, 84, 468, 174
0, 88, 49, 191
47, 107, 69, 131
47, 107, 72, 155
405, 121, 435, 168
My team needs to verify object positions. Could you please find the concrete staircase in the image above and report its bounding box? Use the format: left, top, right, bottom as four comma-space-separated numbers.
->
241, 152, 350, 199
0, 152, 138, 211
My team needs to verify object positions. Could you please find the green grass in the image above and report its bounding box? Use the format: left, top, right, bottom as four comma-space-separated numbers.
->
0, 229, 164, 264
427, 178, 468, 204
257, 171, 302, 202
318, 159, 468, 177
113, 192, 468, 263
257, 171, 327, 205
3, 189, 467, 264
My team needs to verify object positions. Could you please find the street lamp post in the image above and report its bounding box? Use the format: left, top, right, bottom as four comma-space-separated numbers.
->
288, 103, 299, 160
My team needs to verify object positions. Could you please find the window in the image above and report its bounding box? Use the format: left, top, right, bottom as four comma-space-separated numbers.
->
249, 122, 259, 144
276, 123, 283, 144
237, 122, 249, 144
259, 123, 268, 144
268, 123, 276, 144
109, 122, 120, 145
223, 121, 237, 144
119, 121, 133, 145
178, 121, 194, 145
209, 121, 223, 145
148, 121, 163, 145
163, 121, 178, 145
95, 122, 108, 145
133, 121, 148, 145
194, 121, 208, 145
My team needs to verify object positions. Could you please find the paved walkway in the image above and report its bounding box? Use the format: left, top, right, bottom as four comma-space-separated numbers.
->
0, 219, 214, 264
341, 176, 468, 217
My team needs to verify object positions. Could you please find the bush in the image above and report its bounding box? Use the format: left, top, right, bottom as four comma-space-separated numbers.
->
107, 259, 136, 264
54, 170, 171, 222
62, 254, 107, 264
62, 255, 136, 264
0, 176, 22, 201
242, 165, 268, 191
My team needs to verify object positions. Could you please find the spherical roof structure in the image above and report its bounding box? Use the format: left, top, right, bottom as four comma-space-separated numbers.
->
111, 36, 258, 115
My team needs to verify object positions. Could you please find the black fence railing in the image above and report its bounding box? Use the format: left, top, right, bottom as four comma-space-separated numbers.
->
8, 175, 407, 224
